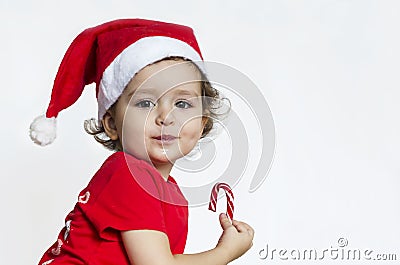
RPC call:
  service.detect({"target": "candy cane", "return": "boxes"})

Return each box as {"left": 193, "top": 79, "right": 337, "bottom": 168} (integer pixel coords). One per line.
{"left": 208, "top": 182, "right": 234, "bottom": 221}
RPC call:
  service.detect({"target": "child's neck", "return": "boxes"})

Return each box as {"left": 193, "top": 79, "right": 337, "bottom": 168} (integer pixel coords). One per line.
{"left": 153, "top": 162, "right": 174, "bottom": 181}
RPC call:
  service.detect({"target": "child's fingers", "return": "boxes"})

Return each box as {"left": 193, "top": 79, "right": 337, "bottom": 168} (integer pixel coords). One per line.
{"left": 219, "top": 213, "right": 233, "bottom": 230}
{"left": 232, "top": 221, "right": 246, "bottom": 233}
{"left": 245, "top": 224, "right": 255, "bottom": 236}
{"left": 232, "top": 220, "right": 254, "bottom": 235}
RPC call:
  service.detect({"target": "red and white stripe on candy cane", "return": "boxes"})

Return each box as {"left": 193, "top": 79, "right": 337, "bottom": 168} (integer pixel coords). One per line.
{"left": 208, "top": 182, "right": 234, "bottom": 221}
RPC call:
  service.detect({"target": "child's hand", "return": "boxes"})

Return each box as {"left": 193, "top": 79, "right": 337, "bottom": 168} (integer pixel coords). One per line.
{"left": 216, "top": 213, "right": 254, "bottom": 263}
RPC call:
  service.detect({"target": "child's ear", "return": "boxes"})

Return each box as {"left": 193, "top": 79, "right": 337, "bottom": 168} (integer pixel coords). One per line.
{"left": 102, "top": 112, "right": 119, "bottom": 140}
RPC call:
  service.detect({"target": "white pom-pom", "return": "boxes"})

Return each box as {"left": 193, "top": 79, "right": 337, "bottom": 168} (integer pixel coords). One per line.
{"left": 29, "top": 115, "right": 57, "bottom": 146}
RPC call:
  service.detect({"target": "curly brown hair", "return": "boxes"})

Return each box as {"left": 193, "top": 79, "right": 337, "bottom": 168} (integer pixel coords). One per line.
{"left": 84, "top": 57, "right": 229, "bottom": 151}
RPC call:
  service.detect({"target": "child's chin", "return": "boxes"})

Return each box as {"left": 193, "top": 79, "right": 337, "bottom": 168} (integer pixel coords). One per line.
{"left": 149, "top": 152, "right": 179, "bottom": 165}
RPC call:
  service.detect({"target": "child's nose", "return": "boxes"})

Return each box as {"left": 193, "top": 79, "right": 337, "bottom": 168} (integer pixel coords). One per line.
{"left": 155, "top": 102, "right": 174, "bottom": 126}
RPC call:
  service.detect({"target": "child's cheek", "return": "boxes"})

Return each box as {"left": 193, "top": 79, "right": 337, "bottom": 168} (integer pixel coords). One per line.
{"left": 180, "top": 117, "right": 204, "bottom": 140}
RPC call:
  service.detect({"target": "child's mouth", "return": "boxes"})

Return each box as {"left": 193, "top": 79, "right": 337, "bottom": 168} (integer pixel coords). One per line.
{"left": 152, "top": 135, "right": 177, "bottom": 143}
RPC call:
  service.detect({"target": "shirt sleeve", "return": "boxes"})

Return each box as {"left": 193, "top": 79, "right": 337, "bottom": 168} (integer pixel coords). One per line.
{"left": 82, "top": 159, "right": 167, "bottom": 241}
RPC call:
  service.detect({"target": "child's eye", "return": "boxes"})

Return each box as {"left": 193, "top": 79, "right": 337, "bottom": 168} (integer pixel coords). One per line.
{"left": 135, "top": 100, "right": 156, "bottom": 108}
{"left": 175, "top": 100, "right": 192, "bottom": 109}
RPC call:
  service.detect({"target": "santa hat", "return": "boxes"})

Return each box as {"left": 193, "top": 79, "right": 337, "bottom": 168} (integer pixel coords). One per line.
{"left": 30, "top": 18, "right": 204, "bottom": 146}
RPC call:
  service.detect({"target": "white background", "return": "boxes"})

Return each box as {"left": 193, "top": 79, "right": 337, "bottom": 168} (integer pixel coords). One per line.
{"left": 1, "top": 0, "right": 399, "bottom": 264}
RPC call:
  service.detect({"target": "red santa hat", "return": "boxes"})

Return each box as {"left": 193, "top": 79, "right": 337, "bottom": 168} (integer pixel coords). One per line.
{"left": 30, "top": 18, "right": 204, "bottom": 146}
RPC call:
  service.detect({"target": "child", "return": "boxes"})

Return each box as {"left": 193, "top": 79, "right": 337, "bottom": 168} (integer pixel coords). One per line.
{"left": 30, "top": 18, "right": 254, "bottom": 265}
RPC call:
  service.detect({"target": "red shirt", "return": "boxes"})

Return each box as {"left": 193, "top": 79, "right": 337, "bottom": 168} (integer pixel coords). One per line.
{"left": 38, "top": 152, "right": 188, "bottom": 265}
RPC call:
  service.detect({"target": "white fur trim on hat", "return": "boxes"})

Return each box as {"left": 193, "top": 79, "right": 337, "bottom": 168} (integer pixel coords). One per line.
{"left": 97, "top": 36, "right": 204, "bottom": 120}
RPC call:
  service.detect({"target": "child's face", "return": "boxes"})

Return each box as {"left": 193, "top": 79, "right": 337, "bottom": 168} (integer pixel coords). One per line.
{"left": 110, "top": 59, "right": 206, "bottom": 166}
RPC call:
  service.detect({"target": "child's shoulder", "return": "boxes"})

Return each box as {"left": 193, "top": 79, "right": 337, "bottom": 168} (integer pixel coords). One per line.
{"left": 80, "top": 151, "right": 185, "bottom": 207}
{"left": 92, "top": 151, "right": 164, "bottom": 188}
{"left": 102, "top": 151, "right": 137, "bottom": 168}
{"left": 101, "top": 151, "right": 156, "bottom": 174}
